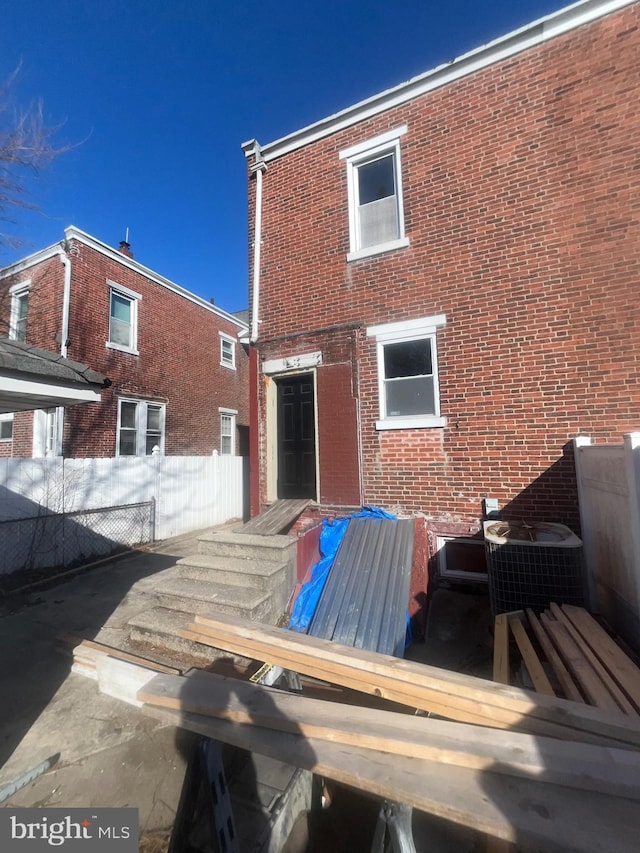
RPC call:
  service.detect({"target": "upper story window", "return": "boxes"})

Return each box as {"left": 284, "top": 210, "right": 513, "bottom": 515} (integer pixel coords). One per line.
{"left": 9, "top": 282, "right": 30, "bottom": 342}
{"left": 367, "top": 314, "right": 447, "bottom": 430}
{"left": 107, "top": 281, "right": 141, "bottom": 355}
{"left": 220, "top": 333, "right": 236, "bottom": 370}
{"left": 219, "top": 408, "right": 237, "bottom": 455}
{"left": 340, "top": 126, "right": 409, "bottom": 262}
{"left": 117, "top": 398, "right": 165, "bottom": 456}
{"left": 0, "top": 413, "right": 13, "bottom": 441}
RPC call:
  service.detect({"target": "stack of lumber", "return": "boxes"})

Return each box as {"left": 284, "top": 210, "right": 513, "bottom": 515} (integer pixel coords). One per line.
{"left": 71, "top": 611, "right": 640, "bottom": 851}
{"left": 493, "top": 604, "right": 640, "bottom": 715}
{"left": 64, "top": 636, "right": 182, "bottom": 682}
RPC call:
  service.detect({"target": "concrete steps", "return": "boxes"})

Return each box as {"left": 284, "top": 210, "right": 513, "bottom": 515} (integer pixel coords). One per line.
{"left": 128, "top": 528, "right": 298, "bottom": 661}
{"left": 155, "top": 577, "right": 273, "bottom": 621}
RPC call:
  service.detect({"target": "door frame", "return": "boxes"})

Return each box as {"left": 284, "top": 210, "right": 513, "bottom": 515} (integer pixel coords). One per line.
{"left": 266, "top": 368, "right": 319, "bottom": 503}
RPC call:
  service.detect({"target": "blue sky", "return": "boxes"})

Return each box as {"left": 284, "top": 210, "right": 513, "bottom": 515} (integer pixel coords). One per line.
{"left": 1, "top": 0, "right": 564, "bottom": 313}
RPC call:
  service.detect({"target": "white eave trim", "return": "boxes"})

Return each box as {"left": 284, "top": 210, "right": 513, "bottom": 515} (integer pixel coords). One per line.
{"left": 63, "top": 227, "right": 247, "bottom": 330}
{"left": 0, "top": 375, "right": 102, "bottom": 406}
{"left": 245, "top": 0, "right": 635, "bottom": 163}
{"left": 0, "top": 227, "right": 248, "bottom": 334}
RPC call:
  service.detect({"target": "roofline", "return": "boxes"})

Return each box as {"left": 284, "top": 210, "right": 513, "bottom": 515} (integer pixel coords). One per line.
{"left": 242, "top": 0, "right": 635, "bottom": 163}
{"left": 0, "top": 226, "right": 248, "bottom": 332}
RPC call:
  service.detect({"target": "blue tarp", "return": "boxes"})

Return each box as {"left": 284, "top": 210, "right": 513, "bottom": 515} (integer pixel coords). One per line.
{"left": 289, "top": 505, "right": 396, "bottom": 633}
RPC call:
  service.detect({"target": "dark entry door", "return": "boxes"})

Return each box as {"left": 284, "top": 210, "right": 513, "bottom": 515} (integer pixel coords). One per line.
{"left": 277, "top": 374, "right": 316, "bottom": 499}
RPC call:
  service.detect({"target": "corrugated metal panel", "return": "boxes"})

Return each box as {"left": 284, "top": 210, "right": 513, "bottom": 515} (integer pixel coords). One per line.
{"left": 309, "top": 517, "right": 415, "bottom": 657}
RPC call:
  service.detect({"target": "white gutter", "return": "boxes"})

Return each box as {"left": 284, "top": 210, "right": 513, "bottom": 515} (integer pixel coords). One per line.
{"left": 244, "top": 141, "right": 267, "bottom": 344}
{"left": 247, "top": 0, "right": 636, "bottom": 164}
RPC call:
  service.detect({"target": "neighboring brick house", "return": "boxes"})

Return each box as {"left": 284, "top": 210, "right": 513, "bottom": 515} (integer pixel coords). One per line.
{"left": 0, "top": 227, "right": 249, "bottom": 458}
{"left": 242, "top": 0, "right": 640, "bottom": 575}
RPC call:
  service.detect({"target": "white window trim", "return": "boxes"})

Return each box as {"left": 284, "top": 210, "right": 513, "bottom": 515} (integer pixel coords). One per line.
{"left": 219, "top": 407, "right": 237, "bottom": 455}
{"left": 9, "top": 281, "right": 30, "bottom": 341}
{"left": 367, "top": 314, "right": 447, "bottom": 430}
{"left": 116, "top": 398, "right": 165, "bottom": 456}
{"left": 340, "top": 126, "right": 409, "bottom": 262}
{"left": 106, "top": 280, "right": 141, "bottom": 355}
{"left": 219, "top": 332, "right": 236, "bottom": 370}
{"left": 0, "top": 412, "right": 13, "bottom": 442}
{"left": 32, "top": 408, "right": 63, "bottom": 457}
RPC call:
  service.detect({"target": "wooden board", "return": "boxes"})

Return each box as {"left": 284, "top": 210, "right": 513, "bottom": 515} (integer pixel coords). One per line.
{"left": 236, "top": 499, "right": 311, "bottom": 535}
{"left": 525, "top": 609, "right": 583, "bottom": 703}
{"left": 136, "top": 666, "right": 640, "bottom": 801}
{"left": 541, "top": 614, "right": 621, "bottom": 713}
{"left": 181, "top": 611, "right": 640, "bottom": 748}
{"left": 65, "top": 636, "right": 182, "bottom": 675}
{"left": 549, "top": 604, "right": 638, "bottom": 716}
{"left": 141, "top": 703, "right": 640, "bottom": 853}
{"left": 493, "top": 614, "right": 510, "bottom": 684}
{"left": 561, "top": 605, "right": 640, "bottom": 713}
{"left": 508, "top": 613, "right": 555, "bottom": 696}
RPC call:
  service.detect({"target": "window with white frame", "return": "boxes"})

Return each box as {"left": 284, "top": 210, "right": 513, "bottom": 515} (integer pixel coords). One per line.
{"left": 367, "top": 315, "right": 447, "bottom": 430}
{"left": 9, "top": 282, "right": 30, "bottom": 341}
{"left": 220, "top": 333, "right": 236, "bottom": 370}
{"left": 0, "top": 413, "right": 13, "bottom": 441}
{"left": 107, "top": 282, "right": 141, "bottom": 354}
{"left": 117, "top": 399, "right": 165, "bottom": 456}
{"left": 219, "top": 408, "right": 236, "bottom": 455}
{"left": 340, "top": 126, "right": 409, "bottom": 261}
{"left": 32, "top": 408, "right": 62, "bottom": 457}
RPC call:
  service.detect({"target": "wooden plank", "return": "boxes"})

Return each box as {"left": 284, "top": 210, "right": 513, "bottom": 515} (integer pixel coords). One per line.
{"left": 526, "top": 609, "right": 584, "bottom": 703}
{"left": 493, "top": 614, "right": 510, "bottom": 685}
{"left": 508, "top": 613, "right": 555, "bottom": 696}
{"left": 562, "top": 605, "right": 640, "bottom": 713}
{"left": 136, "top": 667, "right": 640, "bottom": 801}
{"left": 541, "top": 614, "right": 622, "bottom": 713}
{"left": 179, "top": 627, "right": 496, "bottom": 726}
{"left": 142, "top": 704, "right": 640, "bottom": 853}
{"left": 181, "top": 612, "right": 640, "bottom": 749}
{"left": 549, "top": 603, "right": 638, "bottom": 717}
{"left": 237, "top": 499, "right": 311, "bottom": 535}
{"left": 69, "top": 637, "right": 182, "bottom": 675}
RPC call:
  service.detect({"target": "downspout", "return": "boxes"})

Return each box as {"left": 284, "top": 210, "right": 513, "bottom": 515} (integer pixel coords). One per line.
{"left": 57, "top": 242, "right": 72, "bottom": 457}
{"left": 242, "top": 139, "right": 267, "bottom": 516}
{"left": 245, "top": 140, "right": 267, "bottom": 344}
{"left": 59, "top": 242, "right": 71, "bottom": 358}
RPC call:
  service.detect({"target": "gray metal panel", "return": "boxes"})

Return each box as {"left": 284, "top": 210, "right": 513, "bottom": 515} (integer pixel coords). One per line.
{"left": 309, "top": 517, "right": 414, "bottom": 657}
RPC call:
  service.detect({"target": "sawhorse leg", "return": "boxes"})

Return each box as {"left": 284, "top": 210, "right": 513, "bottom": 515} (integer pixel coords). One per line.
{"left": 371, "top": 801, "right": 417, "bottom": 853}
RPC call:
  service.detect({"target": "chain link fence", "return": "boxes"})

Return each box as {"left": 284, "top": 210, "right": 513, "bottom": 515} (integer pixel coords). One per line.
{"left": 0, "top": 500, "right": 154, "bottom": 592}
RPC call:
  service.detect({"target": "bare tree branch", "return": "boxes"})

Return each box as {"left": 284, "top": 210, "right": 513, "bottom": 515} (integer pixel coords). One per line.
{"left": 0, "top": 64, "right": 70, "bottom": 248}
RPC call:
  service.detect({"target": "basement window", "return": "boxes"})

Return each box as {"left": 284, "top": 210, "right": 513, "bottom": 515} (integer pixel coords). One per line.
{"left": 436, "top": 535, "right": 488, "bottom": 583}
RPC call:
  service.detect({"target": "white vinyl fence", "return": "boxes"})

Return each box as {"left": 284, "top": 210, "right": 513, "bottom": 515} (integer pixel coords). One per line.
{"left": 0, "top": 453, "right": 246, "bottom": 578}
{"left": 574, "top": 433, "right": 640, "bottom": 650}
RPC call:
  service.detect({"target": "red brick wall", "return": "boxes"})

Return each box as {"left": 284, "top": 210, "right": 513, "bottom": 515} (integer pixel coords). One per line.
{"left": 0, "top": 240, "right": 249, "bottom": 458}
{"left": 249, "top": 6, "right": 640, "bottom": 531}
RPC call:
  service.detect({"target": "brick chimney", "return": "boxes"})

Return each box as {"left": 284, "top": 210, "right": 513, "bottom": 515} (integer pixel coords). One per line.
{"left": 118, "top": 240, "right": 133, "bottom": 258}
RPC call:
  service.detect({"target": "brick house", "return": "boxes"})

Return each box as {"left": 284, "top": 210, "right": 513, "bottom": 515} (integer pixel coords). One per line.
{"left": 0, "top": 226, "right": 249, "bottom": 459}
{"left": 242, "top": 0, "right": 640, "bottom": 578}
